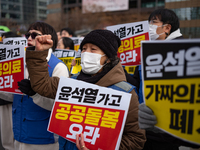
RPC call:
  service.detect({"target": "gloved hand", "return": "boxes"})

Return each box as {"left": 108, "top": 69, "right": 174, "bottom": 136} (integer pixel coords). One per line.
{"left": 138, "top": 103, "right": 158, "bottom": 130}
{"left": 18, "top": 79, "right": 36, "bottom": 96}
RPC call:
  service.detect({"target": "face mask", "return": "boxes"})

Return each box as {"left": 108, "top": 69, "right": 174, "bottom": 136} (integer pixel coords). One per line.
{"left": 149, "top": 24, "right": 166, "bottom": 40}
{"left": 81, "top": 52, "right": 105, "bottom": 74}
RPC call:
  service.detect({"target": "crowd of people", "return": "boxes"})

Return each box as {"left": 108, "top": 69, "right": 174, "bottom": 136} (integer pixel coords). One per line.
{"left": 0, "top": 8, "right": 199, "bottom": 150}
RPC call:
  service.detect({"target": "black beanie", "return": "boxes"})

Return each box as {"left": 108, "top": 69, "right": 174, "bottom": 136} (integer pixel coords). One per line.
{"left": 80, "top": 29, "right": 121, "bottom": 58}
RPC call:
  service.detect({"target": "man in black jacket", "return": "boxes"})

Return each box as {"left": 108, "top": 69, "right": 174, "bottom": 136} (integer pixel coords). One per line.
{"left": 135, "top": 8, "right": 200, "bottom": 150}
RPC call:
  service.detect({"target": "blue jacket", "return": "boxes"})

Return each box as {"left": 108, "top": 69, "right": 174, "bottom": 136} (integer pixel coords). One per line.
{"left": 58, "top": 78, "right": 135, "bottom": 150}
{"left": 138, "top": 65, "right": 144, "bottom": 104}
{"left": 12, "top": 54, "right": 62, "bottom": 144}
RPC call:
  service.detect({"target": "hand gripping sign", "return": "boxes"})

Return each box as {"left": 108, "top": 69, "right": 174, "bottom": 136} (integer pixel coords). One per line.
{"left": 48, "top": 77, "right": 132, "bottom": 150}
{"left": 141, "top": 39, "right": 200, "bottom": 145}
{"left": 0, "top": 45, "right": 25, "bottom": 94}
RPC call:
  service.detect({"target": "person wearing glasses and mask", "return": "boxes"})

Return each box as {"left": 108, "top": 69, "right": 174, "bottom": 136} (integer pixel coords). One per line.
{"left": 148, "top": 9, "right": 183, "bottom": 41}
{"left": 25, "top": 29, "right": 146, "bottom": 150}
{"left": 0, "top": 22, "right": 69, "bottom": 150}
{"left": 132, "top": 9, "right": 200, "bottom": 150}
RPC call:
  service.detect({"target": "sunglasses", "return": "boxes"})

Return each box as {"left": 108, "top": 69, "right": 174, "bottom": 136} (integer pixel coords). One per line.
{"left": 25, "top": 32, "right": 41, "bottom": 39}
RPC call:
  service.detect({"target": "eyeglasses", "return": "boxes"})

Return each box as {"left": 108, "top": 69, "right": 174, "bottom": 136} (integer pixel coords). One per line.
{"left": 149, "top": 20, "right": 162, "bottom": 25}
{"left": 25, "top": 32, "right": 41, "bottom": 39}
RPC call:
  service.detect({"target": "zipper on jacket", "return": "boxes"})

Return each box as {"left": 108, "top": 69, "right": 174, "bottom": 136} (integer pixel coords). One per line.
{"left": 21, "top": 95, "right": 24, "bottom": 102}
{"left": 19, "top": 95, "right": 24, "bottom": 140}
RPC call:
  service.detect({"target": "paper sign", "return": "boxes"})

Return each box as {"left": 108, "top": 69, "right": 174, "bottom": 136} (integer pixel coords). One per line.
{"left": 0, "top": 45, "right": 25, "bottom": 94}
{"left": 53, "top": 49, "right": 76, "bottom": 72}
{"left": 48, "top": 77, "right": 132, "bottom": 150}
{"left": 3, "top": 37, "right": 27, "bottom": 47}
{"left": 106, "top": 20, "right": 150, "bottom": 66}
{"left": 141, "top": 39, "right": 200, "bottom": 145}
{"left": 71, "top": 37, "right": 84, "bottom": 51}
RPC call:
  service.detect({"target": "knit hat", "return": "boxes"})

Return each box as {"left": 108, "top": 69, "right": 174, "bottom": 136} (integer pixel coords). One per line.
{"left": 80, "top": 29, "right": 121, "bottom": 58}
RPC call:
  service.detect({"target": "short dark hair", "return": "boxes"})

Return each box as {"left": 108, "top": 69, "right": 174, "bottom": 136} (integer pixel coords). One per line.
{"left": 27, "top": 22, "right": 58, "bottom": 51}
{"left": 60, "top": 27, "right": 74, "bottom": 36}
{"left": 148, "top": 8, "right": 180, "bottom": 34}
{"left": 62, "top": 37, "right": 74, "bottom": 50}
{"left": 2, "top": 32, "right": 20, "bottom": 38}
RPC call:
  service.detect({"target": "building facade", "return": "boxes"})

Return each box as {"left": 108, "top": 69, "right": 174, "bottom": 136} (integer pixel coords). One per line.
{"left": 46, "top": 0, "right": 62, "bottom": 32}
{"left": 58, "top": 0, "right": 165, "bottom": 35}
{"left": 0, "top": 0, "right": 47, "bottom": 32}
{"left": 165, "top": 0, "right": 200, "bottom": 38}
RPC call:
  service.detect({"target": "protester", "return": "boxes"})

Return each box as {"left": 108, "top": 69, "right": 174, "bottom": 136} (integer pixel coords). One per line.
{"left": 0, "top": 22, "right": 69, "bottom": 150}
{"left": 0, "top": 31, "right": 20, "bottom": 150}
{"left": 1, "top": 31, "right": 20, "bottom": 40}
{"left": 25, "top": 29, "right": 146, "bottom": 150}
{"left": 57, "top": 31, "right": 62, "bottom": 42}
{"left": 60, "top": 27, "right": 74, "bottom": 37}
{"left": 133, "top": 8, "right": 200, "bottom": 150}
{"left": 57, "top": 37, "right": 74, "bottom": 50}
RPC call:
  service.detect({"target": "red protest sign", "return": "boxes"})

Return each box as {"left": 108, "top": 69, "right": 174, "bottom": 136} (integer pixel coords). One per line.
{"left": 106, "top": 21, "right": 150, "bottom": 66}
{"left": 48, "top": 102, "right": 125, "bottom": 149}
{"left": 48, "top": 77, "right": 132, "bottom": 150}
{"left": 118, "top": 33, "right": 149, "bottom": 66}
{"left": 0, "top": 45, "right": 25, "bottom": 94}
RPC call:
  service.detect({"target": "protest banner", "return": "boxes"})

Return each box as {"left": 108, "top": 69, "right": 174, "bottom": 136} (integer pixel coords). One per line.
{"left": 0, "top": 31, "right": 6, "bottom": 42}
{"left": 70, "top": 37, "right": 83, "bottom": 74}
{"left": 106, "top": 20, "right": 150, "bottom": 67}
{"left": 53, "top": 49, "right": 76, "bottom": 72}
{"left": 70, "top": 49, "right": 82, "bottom": 75}
{"left": 71, "top": 37, "right": 84, "bottom": 51}
{"left": 48, "top": 77, "right": 132, "bottom": 150}
{"left": 141, "top": 39, "right": 200, "bottom": 145}
{"left": 106, "top": 21, "right": 150, "bottom": 75}
{"left": 3, "top": 37, "right": 28, "bottom": 47}
{"left": 0, "top": 45, "right": 25, "bottom": 94}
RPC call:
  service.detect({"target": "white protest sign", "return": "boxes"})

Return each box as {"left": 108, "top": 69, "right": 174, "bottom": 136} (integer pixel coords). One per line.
{"left": 48, "top": 77, "right": 132, "bottom": 150}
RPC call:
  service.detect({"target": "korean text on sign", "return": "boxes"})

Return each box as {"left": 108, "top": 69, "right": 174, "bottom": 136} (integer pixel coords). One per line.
{"left": 106, "top": 21, "right": 150, "bottom": 66}
{"left": 53, "top": 49, "right": 75, "bottom": 71}
{"left": 0, "top": 45, "right": 25, "bottom": 94}
{"left": 48, "top": 77, "right": 132, "bottom": 150}
{"left": 141, "top": 40, "right": 200, "bottom": 145}
{"left": 3, "top": 37, "right": 27, "bottom": 47}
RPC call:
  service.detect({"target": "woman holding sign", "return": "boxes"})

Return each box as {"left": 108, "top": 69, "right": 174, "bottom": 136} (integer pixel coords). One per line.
{"left": 25, "top": 29, "right": 146, "bottom": 150}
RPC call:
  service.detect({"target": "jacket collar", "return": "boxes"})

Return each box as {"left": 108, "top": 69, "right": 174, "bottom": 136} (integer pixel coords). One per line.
{"left": 166, "top": 29, "right": 182, "bottom": 40}
{"left": 46, "top": 48, "right": 52, "bottom": 62}
{"left": 26, "top": 46, "right": 52, "bottom": 63}
{"left": 96, "top": 62, "right": 126, "bottom": 87}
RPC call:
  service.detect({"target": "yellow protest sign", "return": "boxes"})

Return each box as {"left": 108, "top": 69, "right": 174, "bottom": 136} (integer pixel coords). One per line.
{"left": 124, "top": 66, "right": 137, "bottom": 75}
{"left": 71, "top": 57, "right": 82, "bottom": 74}
{"left": 53, "top": 49, "right": 76, "bottom": 72}
{"left": 141, "top": 40, "right": 200, "bottom": 145}
{"left": 59, "top": 57, "right": 74, "bottom": 71}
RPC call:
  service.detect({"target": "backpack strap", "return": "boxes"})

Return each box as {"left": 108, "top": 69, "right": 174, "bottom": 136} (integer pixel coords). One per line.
{"left": 71, "top": 74, "right": 135, "bottom": 93}
{"left": 112, "top": 81, "right": 135, "bottom": 93}
{"left": 70, "top": 72, "right": 80, "bottom": 79}
{"left": 114, "top": 81, "right": 133, "bottom": 92}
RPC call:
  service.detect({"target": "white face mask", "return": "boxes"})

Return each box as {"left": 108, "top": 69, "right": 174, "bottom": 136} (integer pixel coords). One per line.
{"left": 149, "top": 24, "right": 166, "bottom": 40}
{"left": 81, "top": 52, "right": 105, "bottom": 74}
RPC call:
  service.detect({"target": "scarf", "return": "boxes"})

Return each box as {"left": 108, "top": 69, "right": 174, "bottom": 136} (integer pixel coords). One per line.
{"left": 76, "top": 67, "right": 111, "bottom": 84}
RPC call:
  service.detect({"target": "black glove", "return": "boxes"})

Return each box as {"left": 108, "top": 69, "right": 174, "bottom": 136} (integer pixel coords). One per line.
{"left": 18, "top": 79, "right": 36, "bottom": 96}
